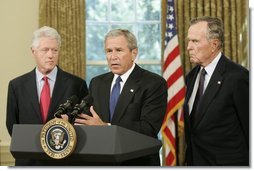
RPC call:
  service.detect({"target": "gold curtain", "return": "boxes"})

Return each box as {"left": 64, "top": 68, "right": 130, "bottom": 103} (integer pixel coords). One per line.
{"left": 162, "top": 0, "right": 248, "bottom": 75}
{"left": 39, "top": 0, "right": 85, "bottom": 78}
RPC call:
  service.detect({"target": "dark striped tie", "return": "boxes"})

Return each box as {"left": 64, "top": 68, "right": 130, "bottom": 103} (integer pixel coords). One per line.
{"left": 190, "top": 68, "right": 206, "bottom": 126}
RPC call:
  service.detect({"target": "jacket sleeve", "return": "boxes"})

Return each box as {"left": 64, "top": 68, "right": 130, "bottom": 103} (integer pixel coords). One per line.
{"left": 6, "top": 81, "right": 18, "bottom": 136}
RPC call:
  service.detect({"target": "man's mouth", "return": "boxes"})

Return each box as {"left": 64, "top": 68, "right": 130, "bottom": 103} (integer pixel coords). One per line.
{"left": 111, "top": 63, "right": 119, "bottom": 67}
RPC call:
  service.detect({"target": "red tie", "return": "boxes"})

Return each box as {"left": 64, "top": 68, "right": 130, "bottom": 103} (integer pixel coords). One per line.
{"left": 40, "top": 76, "right": 51, "bottom": 123}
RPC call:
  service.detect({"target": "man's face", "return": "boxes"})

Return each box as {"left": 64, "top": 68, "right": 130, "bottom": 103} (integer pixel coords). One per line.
{"left": 31, "top": 37, "right": 59, "bottom": 75}
{"left": 187, "top": 22, "right": 215, "bottom": 67}
{"left": 105, "top": 35, "right": 137, "bottom": 75}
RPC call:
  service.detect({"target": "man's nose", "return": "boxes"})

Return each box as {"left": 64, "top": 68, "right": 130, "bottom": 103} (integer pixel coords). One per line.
{"left": 110, "top": 50, "right": 118, "bottom": 59}
{"left": 187, "top": 41, "right": 192, "bottom": 51}
{"left": 46, "top": 49, "right": 55, "bottom": 57}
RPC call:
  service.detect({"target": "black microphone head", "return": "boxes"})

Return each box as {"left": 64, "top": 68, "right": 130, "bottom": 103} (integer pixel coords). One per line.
{"left": 78, "top": 95, "right": 93, "bottom": 117}
{"left": 77, "top": 95, "right": 93, "bottom": 111}
{"left": 83, "top": 95, "right": 93, "bottom": 106}
{"left": 67, "top": 95, "right": 79, "bottom": 105}
{"left": 54, "top": 95, "right": 79, "bottom": 118}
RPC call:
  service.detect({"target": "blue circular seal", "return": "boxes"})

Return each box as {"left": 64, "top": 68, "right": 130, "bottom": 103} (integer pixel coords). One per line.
{"left": 40, "top": 118, "right": 77, "bottom": 159}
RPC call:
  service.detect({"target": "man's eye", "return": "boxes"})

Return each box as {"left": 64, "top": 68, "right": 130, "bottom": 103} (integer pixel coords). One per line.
{"left": 40, "top": 48, "right": 49, "bottom": 52}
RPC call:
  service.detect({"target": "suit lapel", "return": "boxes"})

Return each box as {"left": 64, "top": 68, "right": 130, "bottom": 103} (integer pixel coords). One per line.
{"left": 194, "top": 56, "right": 226, "bottom": 127}
{"left": 99, "top": 74, "right": 113, "bottom": 122}
{"left": 25, "top": 69, "right": 42, "bottom": 121}
{"left": 112, "top": 65, "right": 141, "bottom": 123}
{"left": 185, "top": 66, "right": 200, "bottom": 127}
{"left": 47, "top": 68, "right": 68, "bottom": 119}
{"left": 186, "top": 66, "right": 200, "bottom": 107}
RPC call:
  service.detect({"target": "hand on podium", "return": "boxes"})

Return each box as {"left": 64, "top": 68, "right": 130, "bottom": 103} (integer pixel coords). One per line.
{"left": 74, "top": 106, "right": 108, "bottom": 126}
{"left": 60, "top": 114, "right": 69, "bottom": 122}
{"left": 58, "top": 106, "right": 108, "bottom": 126}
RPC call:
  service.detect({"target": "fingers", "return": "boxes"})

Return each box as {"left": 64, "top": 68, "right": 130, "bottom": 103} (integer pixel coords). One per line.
{"left": 90, "top": 106, "right": 98, "bottom": 117}
{"left": 78, "top": 113, "right": 92, "bottom": 120}
{"left": 75, "top": 116, "right": 96, "bottom": 125}
{"left": 74, "top": 113, "right": 94, "bottom": 125}
{"left": 75, "top": 118, "right": 89, "bottom": 125}
{"left": 73, "top": 106, "right": 107, "bottom": 126}
{"left": 61, "top": 114, "right": 69, "bottom": 121}
{"left": 74, "top": 114, "right": 106, "bottom": 126}
{"left": 74, "top": 123, "right": 83, "bottom": 125}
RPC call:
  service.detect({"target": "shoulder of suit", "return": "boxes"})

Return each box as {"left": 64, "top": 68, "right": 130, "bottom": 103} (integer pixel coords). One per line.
{"left": 9, "top": 69, "right": 35, "bottom": 84}
{"left": 223, "top": 56, "right": 249, "bottom": 73}
{"left": 143, "top": 69, "right": 164, "bottom": 80}
{"left": 58, "top": 68, "right": 85, "bottom": 82}
{"left": 91, "top": 72, "right": 112, "bottom": 82}
{"left": 133, "top": 66, "right": 166, "bottom": 85}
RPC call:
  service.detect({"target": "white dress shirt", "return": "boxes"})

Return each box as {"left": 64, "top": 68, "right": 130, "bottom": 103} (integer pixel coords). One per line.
{"left": 111, "top": 63, "right": 136, "bottom": 93}
{"left": 36, "top": 66, "right": 57, "bottom": 101}
{"left": 188, "top": 52, "right": 222, "bottom": 114}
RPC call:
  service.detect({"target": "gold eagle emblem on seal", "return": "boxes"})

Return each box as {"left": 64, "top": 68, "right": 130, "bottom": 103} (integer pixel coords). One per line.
{"left": 40, "top": 118, "right": 77, "bottom": 159}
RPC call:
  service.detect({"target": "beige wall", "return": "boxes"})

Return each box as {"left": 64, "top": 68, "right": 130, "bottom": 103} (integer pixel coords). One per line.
{"left": 0, "top": 0, "right": 38, "bottom": 146}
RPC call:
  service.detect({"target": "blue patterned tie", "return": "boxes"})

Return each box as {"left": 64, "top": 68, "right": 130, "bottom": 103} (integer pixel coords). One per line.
{"left": 110, "top": 76, "right": 122, "bottom": 121}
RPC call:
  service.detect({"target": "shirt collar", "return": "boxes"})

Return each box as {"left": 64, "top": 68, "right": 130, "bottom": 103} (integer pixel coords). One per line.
{"left": 36, "top": 66, "right": 58, "bottom": 82}
{"left": 203, "top": 52, "right": 221, "bottom": 77}
{"left": 112, "top": 63, "right": 135, "bottom": 84}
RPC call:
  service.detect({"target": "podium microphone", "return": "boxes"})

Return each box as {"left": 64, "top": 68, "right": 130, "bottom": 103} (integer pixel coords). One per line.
{"left": 54, "top": 95, "right": 79, "bottom": 118}
{"left": 70, "top": 95, "right": 93, "bottom": 121}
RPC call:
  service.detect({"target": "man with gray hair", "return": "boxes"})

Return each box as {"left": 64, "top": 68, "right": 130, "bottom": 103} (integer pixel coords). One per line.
{"left": 184, "top": 16, "right": 249, "bottom": 166}
{"left": 6, "top": 26, "right": 88, "bottom": 166}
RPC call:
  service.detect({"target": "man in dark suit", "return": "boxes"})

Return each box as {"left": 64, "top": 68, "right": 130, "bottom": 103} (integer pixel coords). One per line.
{"left": 184, "top": 16, "right": 249, "bottom": 166}
{"left": 74, "top": 29, "right": 167, "bottom": 166}
{"left": 6, "top": 26, "right": 88, "bottom": 165}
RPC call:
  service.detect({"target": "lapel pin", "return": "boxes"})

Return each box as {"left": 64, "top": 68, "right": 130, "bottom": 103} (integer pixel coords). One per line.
{"left": 217, "top": 81, "right": 221, "bottom": 84}
{"left": 130, "top": 89, "right": 134, "bottom": 93}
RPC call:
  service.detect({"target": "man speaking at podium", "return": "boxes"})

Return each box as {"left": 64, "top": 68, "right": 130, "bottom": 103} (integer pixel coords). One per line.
{"left": 74, "top": 29, "right": 168, "bottom": 166}
{"left": 6, "top": 26, "right": 88, "bottom": 166}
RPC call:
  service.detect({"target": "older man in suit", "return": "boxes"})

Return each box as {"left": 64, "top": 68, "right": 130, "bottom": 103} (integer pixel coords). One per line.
{"left": 74, "top": 29, "right": 167, "bottom": 166}
{"left": 6, "top": 26, "right": 88, "bottom": 166}
{"left": 184, "top": 16, "right": 249, "bottom": 166}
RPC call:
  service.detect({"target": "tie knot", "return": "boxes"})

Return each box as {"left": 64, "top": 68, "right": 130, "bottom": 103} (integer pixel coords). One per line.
{"left": 43, "top": 76, "right": 48, "bottom": 81}
{"left": 115, "top": 76, "right": 122, "bottom": 84}
{"left": 201, "top": 68, "right": 206, "bottom": 76}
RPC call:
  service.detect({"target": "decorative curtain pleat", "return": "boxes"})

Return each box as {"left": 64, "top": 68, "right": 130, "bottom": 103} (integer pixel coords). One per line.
{"left": 39, "top": 0, "right": 85, "bottom": 79}
{"left": 162, "top": 0, "right": 248, "bottom": 75}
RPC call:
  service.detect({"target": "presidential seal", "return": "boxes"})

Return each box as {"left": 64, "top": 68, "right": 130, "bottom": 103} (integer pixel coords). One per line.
{"left": 40, "top": 118, "right": 77, "bottom": 159}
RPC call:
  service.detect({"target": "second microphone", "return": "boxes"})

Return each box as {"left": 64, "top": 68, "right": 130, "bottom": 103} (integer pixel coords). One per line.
{"left": 69, "top": 95, "right": 94, "bottom": 124}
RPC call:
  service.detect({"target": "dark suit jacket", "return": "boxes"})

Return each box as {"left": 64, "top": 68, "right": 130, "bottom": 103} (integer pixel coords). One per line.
{"left": 184, "top": 54, "right": 249, "bottom": 166}
{"left": 89, "top": 65, "right": 167, "bottom": 166}
{"left": 6, "top": 67, "right": 88, "bottom": 166}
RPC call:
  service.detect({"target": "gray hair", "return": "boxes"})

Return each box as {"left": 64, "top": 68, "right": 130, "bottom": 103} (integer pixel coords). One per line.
{"left": 190, "top": 16, "right": 224, "bottom": 49}
{"left": 104, "top": 29, "right": 138, "bottom": 51}
{"left": 31, "top": 26, "right": 61, "bottom": 48}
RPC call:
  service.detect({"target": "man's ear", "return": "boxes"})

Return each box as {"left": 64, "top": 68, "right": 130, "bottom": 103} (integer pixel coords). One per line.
{"left": 31, "top": 47, "right": 35, "bottom": 56}
{"left": 211, "top": 39, "right": 220, "bottom": 52}
{"left": 131, "top": 48, "right": 138, "bottom": 61}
